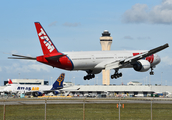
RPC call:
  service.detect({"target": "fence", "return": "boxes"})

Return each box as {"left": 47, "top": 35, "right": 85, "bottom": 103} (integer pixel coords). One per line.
{"left": 1, "top": 98, "right": 172, "bottom": 120}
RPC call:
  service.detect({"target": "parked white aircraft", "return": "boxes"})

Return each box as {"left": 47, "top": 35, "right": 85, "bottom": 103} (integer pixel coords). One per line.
{"left": 166, "top": 91, "right": 172, "bottom": 97}
{"left": 3, "top": 73, "right": 69, "bottom": 97}
{"left": 9, "top": 22, "right": 169, "bottom": 80}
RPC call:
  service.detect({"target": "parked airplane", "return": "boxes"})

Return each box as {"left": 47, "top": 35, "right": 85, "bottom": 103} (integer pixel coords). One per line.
{"left": 0, "top": 79, "right": 13, "bottom": 95}
{"left": 9, "top": 22, "right": 169, "bottom": 80}
{"left": 165, "top": 91, "right": 172, "bottom": 98}
{"left": 3, "top": 73, "right": 66, "bottom": 97}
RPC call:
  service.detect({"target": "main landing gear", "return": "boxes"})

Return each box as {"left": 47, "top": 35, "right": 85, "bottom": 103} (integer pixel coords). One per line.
{"left": 150, "top": 67, "right": 154, "bottom": 75}
{"left": 84, "top": 70, "right": 95, "bottom": 80}
{"left": 111, "top": 69, "right": 122, "bottom": 79}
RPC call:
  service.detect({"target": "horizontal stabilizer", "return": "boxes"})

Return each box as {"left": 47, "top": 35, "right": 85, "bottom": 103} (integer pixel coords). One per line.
{"left": 8, "top": 54, "right": 36, "bottom": 60}
{"left": 45, "top": 54, "right": 66, "bottom": 61}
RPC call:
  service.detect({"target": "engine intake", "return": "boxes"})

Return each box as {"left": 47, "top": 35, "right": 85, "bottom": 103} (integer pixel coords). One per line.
{"left": 53, "top": 91, "right": 59, "bottom": 95}
{"left": 33, "top": 92, "right": 42, "bottom": 97}
{"left": 133, "top": 60, "right": 150, "bottom": 72}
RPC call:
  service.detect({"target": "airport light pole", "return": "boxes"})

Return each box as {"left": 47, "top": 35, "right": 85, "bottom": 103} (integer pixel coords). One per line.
{"left": 73, "top": 77, "right": 75, "bottom": 85}
{"left": 166, "top": 80, "right": 167, "bottom": 86}
{"left": 18, "top": 73, "right": 20, "bottom": 79}
{"left": 96, "top": 76, "right": 98, "bottom": 85}
{"left": 161, "top": 72, "right": 163, "bottom": 86}
{"left": 51, "top": 77, "right": 52, "bottom": 85}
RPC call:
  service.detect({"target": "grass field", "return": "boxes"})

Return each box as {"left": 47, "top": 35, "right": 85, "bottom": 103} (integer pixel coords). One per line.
{"left": 0, "top": 102, "right": 172, "bottom": 120}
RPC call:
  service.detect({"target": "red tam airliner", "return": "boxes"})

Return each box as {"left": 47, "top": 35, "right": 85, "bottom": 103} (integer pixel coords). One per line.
{"left": 9, "top": 22, "right": 169, "bottom": 80}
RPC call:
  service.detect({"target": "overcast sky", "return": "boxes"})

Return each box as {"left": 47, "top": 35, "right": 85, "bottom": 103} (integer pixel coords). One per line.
{"left": 0, "top": 0, "right": 172, "bottom": 86}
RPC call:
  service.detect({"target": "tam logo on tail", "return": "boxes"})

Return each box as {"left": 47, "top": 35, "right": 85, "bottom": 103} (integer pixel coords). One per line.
{"left": 38, "top": 28, "right": 55, "bottom": 53}
{"left": 35, "top": 22, "right": 59, "bottom": 55}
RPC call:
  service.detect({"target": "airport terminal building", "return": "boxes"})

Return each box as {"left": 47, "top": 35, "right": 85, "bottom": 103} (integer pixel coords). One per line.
{"left": 64, "top": 84, "right": 172, "bottom": 97}
{"left": 1, "top": 79, "right": 172, "bottom": 97}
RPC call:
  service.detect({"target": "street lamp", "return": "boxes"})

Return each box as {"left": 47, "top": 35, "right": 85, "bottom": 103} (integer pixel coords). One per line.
{"left": 161, "top": 72, "right": 163, "bottom": 86}
{"left": 73, "top": 77, "right": 75, "bottom": 85}
{"left": 51, "top": 77, "right": 52, "bottom": 85}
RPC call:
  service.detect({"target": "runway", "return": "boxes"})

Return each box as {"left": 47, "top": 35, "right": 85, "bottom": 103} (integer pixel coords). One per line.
{"left": 0, "top": 98, "right": 172, "bottom": 105}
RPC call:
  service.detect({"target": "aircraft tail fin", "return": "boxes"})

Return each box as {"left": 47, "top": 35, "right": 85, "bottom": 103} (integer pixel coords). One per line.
{"left": 51, "top": 73, "right": 65, "bottom": 90}
{"left": 8, "top": 79, "right": 13, "bottom": 84}
{"left": 34, "top": 22, "right": 59, "bottom": 55}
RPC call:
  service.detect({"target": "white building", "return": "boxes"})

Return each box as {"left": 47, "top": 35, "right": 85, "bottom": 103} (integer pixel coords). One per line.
{"left": 66, "top": 85, "right": 172, "bottom": 97}
{"left": 5, "top": 79, "right": 47, "bottom": 85}
{"left": 127, "top": 81, "right": 142, "bottom": 86}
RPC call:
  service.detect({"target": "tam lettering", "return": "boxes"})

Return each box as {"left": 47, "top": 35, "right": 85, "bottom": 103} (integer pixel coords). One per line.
{"left": 39, "top": 28, "right": 55, "bottom": 53}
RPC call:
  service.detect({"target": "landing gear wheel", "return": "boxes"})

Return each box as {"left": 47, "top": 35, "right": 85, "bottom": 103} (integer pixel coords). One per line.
{"left": 83, "top": 71, "right": 95, "bottom": 80}
{"left": 150, "top": 67, "right": 154, "bottom": 75}
{"left": 150, "top": 71, "right": 154, "bottom": 75}
{"left": 111, "top": 75, "right": 114, "bottom": 79}
{"left": 111, "top": 69, "right": 122, "bottom": 79}
{"left": 119, "top": 73, "right": 122, "bottom": 77}
{"left": 91, "top": 74, "right": 95, "bottom": 78}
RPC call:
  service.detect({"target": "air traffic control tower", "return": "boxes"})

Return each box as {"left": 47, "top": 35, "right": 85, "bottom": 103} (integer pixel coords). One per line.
{"left": 100, "top": 30, "right": 112, "bottom": 85}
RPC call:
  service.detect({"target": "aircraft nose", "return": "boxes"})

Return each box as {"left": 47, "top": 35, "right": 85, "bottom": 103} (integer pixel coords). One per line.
{"left": 153, "top": 54, "right": 161, "bottom": 65}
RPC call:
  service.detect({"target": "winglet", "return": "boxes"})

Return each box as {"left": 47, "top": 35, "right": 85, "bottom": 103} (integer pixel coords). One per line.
{"left": 51, "top": 73, "right": 65, "bottom": 90}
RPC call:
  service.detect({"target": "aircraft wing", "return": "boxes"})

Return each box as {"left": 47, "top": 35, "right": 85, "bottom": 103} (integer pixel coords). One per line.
{"left": 105, "top": 43, "right": 169, "bottom": 70}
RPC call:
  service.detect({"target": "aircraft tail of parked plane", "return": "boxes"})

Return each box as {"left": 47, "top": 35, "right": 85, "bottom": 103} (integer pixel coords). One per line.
{"left": 51, "top": 73, "right": 65, "bottom": 90}
{"left": 8, "top": 79, "right": 13, "bottom": 84}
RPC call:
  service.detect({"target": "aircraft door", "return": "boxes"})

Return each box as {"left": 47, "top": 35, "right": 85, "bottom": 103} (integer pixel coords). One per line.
{"left": 92, "top": 55, "right": 95, "bottom": 62}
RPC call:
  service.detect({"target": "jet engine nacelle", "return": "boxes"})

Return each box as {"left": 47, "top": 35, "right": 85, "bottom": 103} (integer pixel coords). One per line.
{"left": 53, "top": 91, "right": 59, "bottom": 95}
{"left": 33, "top": 92, "right": 42, "bottom": 97}
{"left": 133, "top": 60, "right": 150, "bottom": 72}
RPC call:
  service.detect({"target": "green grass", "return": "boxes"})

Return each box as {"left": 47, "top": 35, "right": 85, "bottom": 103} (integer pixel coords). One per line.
{"left": 0, "top": 103, "right": 172, "bottom": 120}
